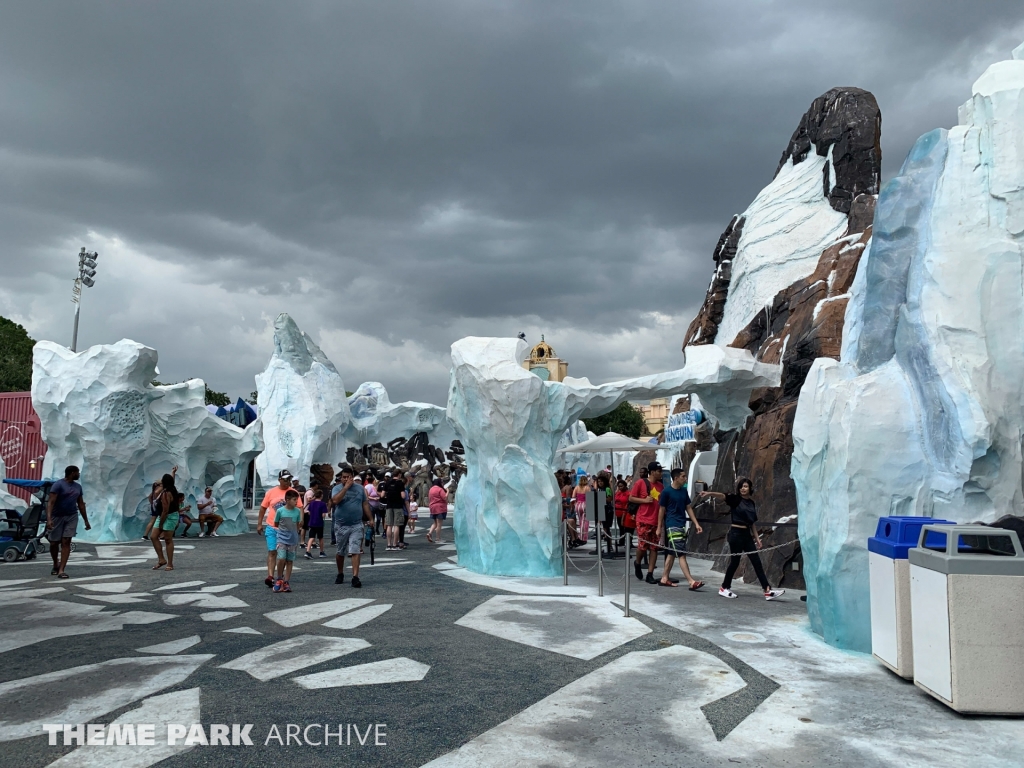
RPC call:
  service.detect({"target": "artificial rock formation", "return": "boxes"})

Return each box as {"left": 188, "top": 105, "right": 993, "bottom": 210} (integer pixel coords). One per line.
{"left": 448, "top": 337, "right": 779, "bottom": 577}
{"left": 32, "top": 340, "right": 263, "bottom": 541}
{"left": 344, "top": 381, "right": 455, "bottom": 449}
{"left": 683, "top": 87, "right": 882, "bottom": 590}
{"left": 793, "top": 44, "right": 1024, "bottom": 651}
{"left": 254, "top": 314, "right": 350, "bottom": 484}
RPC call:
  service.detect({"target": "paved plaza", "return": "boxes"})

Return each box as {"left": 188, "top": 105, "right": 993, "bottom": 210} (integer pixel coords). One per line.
{"left": 1, "top": 521, "right": 1021, "bottom": 768}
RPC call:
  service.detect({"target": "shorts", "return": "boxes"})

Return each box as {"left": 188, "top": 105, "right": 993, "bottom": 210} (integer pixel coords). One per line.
{"left": 665, "top": 526, "right": 688, "bottom": 558}
{"left": 636, "top": 521, "right": 659, "bottom": 554}
{"left": 48, "top": 515, "right": 78, "bottom": 542}
{"left": 276, "top": 543, "right": 297, "bottom": 562}
{"left": 334, "top": 523, "right": 364, "bottom": 556}
{"left": 307, "top": 525, "right": 324, "bottom": 539}
{"left": 302, "top": 512, "right": 310, "bottom": 529}
{"left": 265, "top": 526, "right": 279, "bottom": 551}
{"left": 160, "top": 513, "right": 179, "bottom": 532}
{"left": 430, "top": 511, "right": 447, "bottom": 520}
{"left": 385, "top": 507, "right": 405, "bottom": 527}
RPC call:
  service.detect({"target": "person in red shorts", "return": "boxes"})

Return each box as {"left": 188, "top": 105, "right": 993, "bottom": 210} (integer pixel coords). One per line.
{"left": 631, "top": 461, "right": 664, "bottom": 584}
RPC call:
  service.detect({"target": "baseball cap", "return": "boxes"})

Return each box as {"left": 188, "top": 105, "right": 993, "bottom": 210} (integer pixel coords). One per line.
{"left": 385, "top": 471, "right": 392, "bottom": 477}
{"left": 647, "top": 461, "right": 663, "bottom": 472}
{"left": 278, "top": 470, "right": 293, "bottom": 480}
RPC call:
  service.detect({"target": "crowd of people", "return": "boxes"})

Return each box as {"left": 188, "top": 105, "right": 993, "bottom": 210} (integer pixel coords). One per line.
{"left": 558, "top": 461, "right": 786, "bottom": 601}
{"left": 257, "top": 466, "right": 450, "bottom": 593}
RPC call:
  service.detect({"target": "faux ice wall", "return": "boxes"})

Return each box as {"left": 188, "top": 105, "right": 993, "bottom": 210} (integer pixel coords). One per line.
{"left": 345, "top": 381, "right": 455, "bottom": 448}
{"left": 254, "top": 314, "right": 350, "bottom": 483}
{"left": 32, "top": 340, "right": 263, "bottom": 541}
{"left": 793, "top": 45, "right": 1024, "bottom": 651}
{"left": 448, "top": 337, "right": 779, "bottom": 576}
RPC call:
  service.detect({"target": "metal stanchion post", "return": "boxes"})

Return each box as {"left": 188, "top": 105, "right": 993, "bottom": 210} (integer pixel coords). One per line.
{"left": 598, "top": 529, "right": 604, "bottom": 597}
{"left": 623, "top": 531, "right": 631, "bottom": 617}
{"left": 563, "top": 517, "right": 568, "bottom": 586}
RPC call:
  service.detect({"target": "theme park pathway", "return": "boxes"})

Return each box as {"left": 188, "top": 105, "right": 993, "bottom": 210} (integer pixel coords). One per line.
{"left": 0, "top": 525, "right": 1020, "bottom": 767}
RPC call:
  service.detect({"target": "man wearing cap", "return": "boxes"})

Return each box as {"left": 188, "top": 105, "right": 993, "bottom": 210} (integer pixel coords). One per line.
{"left": 257, "top": 470, "right": 304, "bottom": 588}
{"left": 383, "top": 471, "right": 405, "bottom": 551}
{"left": 631, "top": 461, "right": 664, "bottom": 584}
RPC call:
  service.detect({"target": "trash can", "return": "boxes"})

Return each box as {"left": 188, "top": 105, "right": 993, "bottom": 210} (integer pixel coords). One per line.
{"left": 868, "top": 516, "right": 955, "bottom": 679}
{"left": 909, "top": 524, "right": 1024, "bottom": 714}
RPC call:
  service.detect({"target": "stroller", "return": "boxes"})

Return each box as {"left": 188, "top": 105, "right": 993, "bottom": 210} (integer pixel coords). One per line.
{"left": 0, "top": 479, "right": 56, "bottom": 562}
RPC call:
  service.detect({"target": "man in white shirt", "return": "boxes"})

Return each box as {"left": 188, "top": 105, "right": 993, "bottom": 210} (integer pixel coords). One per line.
{"left": 196, "top": 487, "right": 223, "bottom": 537}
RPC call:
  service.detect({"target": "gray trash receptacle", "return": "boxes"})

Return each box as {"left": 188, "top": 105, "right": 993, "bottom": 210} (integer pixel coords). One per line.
{"left": 909, "top": 524, "right": 1024, "bottom": 714}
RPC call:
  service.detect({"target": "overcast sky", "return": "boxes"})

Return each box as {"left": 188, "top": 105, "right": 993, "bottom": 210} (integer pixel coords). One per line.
{"left": 1, "top": 2, "right": 1022, "bottom": 405}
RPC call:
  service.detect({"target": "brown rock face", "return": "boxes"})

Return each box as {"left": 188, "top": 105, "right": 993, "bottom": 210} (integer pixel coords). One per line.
{"left": 681, "top": 87, "right": 882, "bottom": 589}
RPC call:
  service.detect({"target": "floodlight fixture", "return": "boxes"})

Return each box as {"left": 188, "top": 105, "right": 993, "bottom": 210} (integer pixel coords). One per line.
{"left": 70, "top": 247, "right": 100, "bottom": 352}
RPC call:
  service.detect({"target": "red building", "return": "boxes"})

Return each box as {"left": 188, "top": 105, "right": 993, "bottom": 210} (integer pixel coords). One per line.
{"left": 0, "top": 392, "right": 46, "bottom": 502}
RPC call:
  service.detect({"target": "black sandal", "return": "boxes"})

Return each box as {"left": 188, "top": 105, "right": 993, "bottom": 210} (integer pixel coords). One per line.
{"left": 51, "top": 568, "right": 59, "bottom": 576}
{"left": 57, "top": 573, "right": 69, "bottom": 579}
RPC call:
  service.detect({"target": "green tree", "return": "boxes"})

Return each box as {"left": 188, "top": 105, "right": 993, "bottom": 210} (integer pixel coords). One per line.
{"left": 582, "top": 401, "right": 646, "bottom": 439}
{"left": 0, "top": 316, "right": 36, "bottom": 392}
{"left": 205, "top": 386, "right": 230, "bottom": 408}
{"left": 248, "top": 390, "right": 258, "bottom": 405}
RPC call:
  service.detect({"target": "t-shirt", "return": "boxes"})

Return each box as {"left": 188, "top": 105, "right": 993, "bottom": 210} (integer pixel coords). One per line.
{"left": 660, "top": 486, "right": 693, "bottom": 529}
{"left": 724, "top": 493, "right": 758, "bottom": 527}
{"left": 307, "top": 500, "right": 327, "bottom": 527}
{"left": 261, "top": 486, "right": 302, "bottom": 528}
{"left": 197, "top": 496, "right": 217, "bottom": 516}
{"left": 384, "top": 479, "right": 405, "bottom": 509}
{"left": 304, "top": 489, "right": 316, "bottom": 507}
{"left": 49, "top": 479, "right": 83, "bottom": 518}
{"left": 275, "top": 505, "right": 302, "bottom": 546}
{"left": 332, "top": 482, "right": 367, "bottom": 526}
{"left": 630, "top": 479, "right": 662, "bottom": 526}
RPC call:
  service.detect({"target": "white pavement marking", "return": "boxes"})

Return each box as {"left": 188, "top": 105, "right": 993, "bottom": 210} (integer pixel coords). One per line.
{"left": 264, "top": 598, "right": 373, "bottom": 628}
{"left": 46, "top": 687, "right": 201, "bottom": 768}
{"left": 438, "top": 544, "right": 457, "bottom": 551}
{"left": 137, "top": 635, "right": 202, "bottom": 654}
{"left": 432, "top": 563, "right": 459, "bottom": 571}
{"left": 421, "top": 646, "right": 742, "bottom": 768}
{"left": 360, "top": 560, "right": 413, "bottom": 567}
{"left": 293, "top": 657, "right": 429, "bottom": 689}
{"left": 76, "top": 582, "right": 133, "bottom": 593}
{"left": 0, "top": 654, "right": 213, "bottom": 742}
{"left": 200, "top": 611, "right": 241, "bottom": 622}
{"left": 322, "top": 604, "right": 392, "bottom": 629}
{"left": 76, "top": 593, "right": 152, "bottom": 604}
{"left": 65, "top": 574, "right": 129, "bottom": 582}
{"left": 455, "top": 595, "right": 651, "bottom": 660}
{"left": 0, "top": 579, "right": 38, "bottom": 587}
{"left": 0, "top": 587, "right": 66, "bottom": 599}
{"left": 94, "top": 547, "right": 157, "bottom": 559}
{"left": 220, "top": 635, "right": 370, "bottom": 681}
{"left": 440, "top": 566, "right": 597, "bottom": 597}
{"left": 194, "top": 583, "right": 238, "bottom": 593}
{"left": 161, "top": 594, "right": 248, "bottom": 610}
{"left": 223, "top": 627, "right": 262, "bottom": 635}
{"left": 65, "top": 560, "right": 149, "bottom": 567}
{"left": 231, "top": 566, "right": 302, "bottom": 572}
{"left": 153, "top": 581, "right": 206, "bottom": 591}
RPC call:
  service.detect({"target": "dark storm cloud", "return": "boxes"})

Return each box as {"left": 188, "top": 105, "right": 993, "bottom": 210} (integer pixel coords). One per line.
{"left": 0, "top": 1, "right": 1021, "bottom": 402}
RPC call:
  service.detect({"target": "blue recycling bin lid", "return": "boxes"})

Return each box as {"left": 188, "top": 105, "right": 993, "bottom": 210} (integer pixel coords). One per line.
{"left": 868, "top": 516, "right": 957, "bottom": 559}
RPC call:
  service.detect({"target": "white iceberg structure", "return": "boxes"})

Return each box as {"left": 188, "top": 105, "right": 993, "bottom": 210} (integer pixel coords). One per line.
{"left": 32, "top": 340, "right": 263, "bottom": 542}
{"left": 0, "top": 454, "right": 27, "bottom": 512}
{"left": 448, "top": 337, "right": 779, "bottom": 576}
{"left": 344, "top": 381, "right": 455, "bottom": 449}
{"left": 254, "top": 314, "right": 350, "bottom": 483}
{"left": 792, "top": 44, "right": 1024, "bottom": 651}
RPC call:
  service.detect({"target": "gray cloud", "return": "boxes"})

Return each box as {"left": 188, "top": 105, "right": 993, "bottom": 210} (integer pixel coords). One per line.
{"left": 1, "top": 1, "right": 1022, "bottom": 403}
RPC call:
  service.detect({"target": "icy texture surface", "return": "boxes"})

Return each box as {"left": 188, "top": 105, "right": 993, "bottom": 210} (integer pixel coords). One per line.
{"left": 793, "top": 47, "right": 1024, "bottom": 651}
{"left": 449, "top": 338, "right": 779, "bottom": 576}
{"left": 32, "top": 340, "right": 263, "bottom": 541}
{"left": 716, "top": 149, "right": 849, "bottom": 344}
{"left": 345, "top": 381, "right": 455, "bottom": 448}
{"left": 254, "top": 314, "right": 350, "bottom": 483}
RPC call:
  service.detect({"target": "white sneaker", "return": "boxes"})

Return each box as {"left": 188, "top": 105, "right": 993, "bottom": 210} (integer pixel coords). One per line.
{"left": 764, "top": 588, "right": 785, "bottom": 601}
{"left": 211, "top": 532, "right": 219, "bottom": 537}
{"left": 719, "top": 588, "right": 738, "bottom": 599}
{"left": 197, "top": 533, "right": 206, "bottom": 538}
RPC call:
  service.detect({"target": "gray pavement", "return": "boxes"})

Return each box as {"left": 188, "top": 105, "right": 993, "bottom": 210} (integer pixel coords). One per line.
{"left": 1, "top": 523, "right": 1020, "bottom": 767}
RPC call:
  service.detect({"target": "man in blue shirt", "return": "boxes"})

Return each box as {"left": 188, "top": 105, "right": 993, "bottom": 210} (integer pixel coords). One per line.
{"left": 658, "top": 467, "right": 704, "bottom": 590}
{"left": 46, "top": 465, "right": 91, "bottom": 578}
{"left": 331, "top": 467, "right": 371, "bottom": 588}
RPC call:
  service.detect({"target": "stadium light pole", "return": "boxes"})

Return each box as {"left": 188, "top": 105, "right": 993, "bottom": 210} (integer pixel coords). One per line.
{"left": 71, "top": 247, "right": 99, "bottom": 352}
